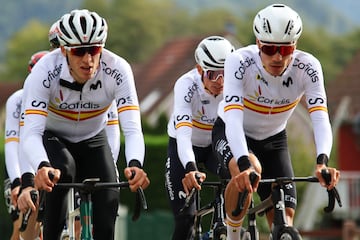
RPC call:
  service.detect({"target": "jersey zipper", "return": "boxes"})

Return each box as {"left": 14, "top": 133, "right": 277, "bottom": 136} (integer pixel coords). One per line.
{"left": 77, "top": 89, "right": 82, "bottom": 122}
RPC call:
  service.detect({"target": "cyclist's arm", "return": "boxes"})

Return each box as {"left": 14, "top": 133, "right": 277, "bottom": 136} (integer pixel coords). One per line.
{"left": 304, "top": 57, "right": 339, "bottom": 189}
{"left": 4, "top": 91, "right": 22, "bottom": 183}
{"left": 223, "top": 52, "right": 251, "bottom": 171}
{"left": 115, "top": 59, "right": 145, "bottom": 166}
{"left": 304, "top": 57, "right": 332, "bottom": 158}
{"left": 21, "top": 70, "right": 51, "bottom": 172}
{"left": 172, "top": 77, "right": 206, "bottom": 193}
{"left": 105, "top": 100, "right": 120, "bottom": 162}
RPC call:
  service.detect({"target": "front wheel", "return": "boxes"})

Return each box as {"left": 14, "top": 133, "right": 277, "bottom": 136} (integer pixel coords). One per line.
{"left": 213, "top": 225, "right": 227, "bottom": 240}
{"left": 277, "top": 226, "right": 302, "bottom": 240}
{"left": 241, "top": 227, "right": 259, "bottom": 240}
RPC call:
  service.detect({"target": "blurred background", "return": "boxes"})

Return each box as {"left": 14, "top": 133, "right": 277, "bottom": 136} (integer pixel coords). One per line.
{"left": 1, "top": 0, "right": 360, "bottom": 239}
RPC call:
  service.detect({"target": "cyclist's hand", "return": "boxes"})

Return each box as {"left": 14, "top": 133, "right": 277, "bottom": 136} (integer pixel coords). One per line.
{"left": 35, "top": 167, "right": 61, "bottom": 192}
{"left": 229, "top": 160, "right": 260, "bottom": 193}
{"left": 182, "top": 171, "right": 206, "bottom": 195}
{"left": 315, "top": 165, "right": 340, "bottom": 190}
{"left": 11, "top": 185, "right": 20, "bottom": 207}
{"left": 17, "top": 187, "right": 38, "bottom": 213}
{"left": 229, "top": 156, "right": 260, "bottom": 193}
{"left": 124, "top": 167, "right": 150, "bottom": 192}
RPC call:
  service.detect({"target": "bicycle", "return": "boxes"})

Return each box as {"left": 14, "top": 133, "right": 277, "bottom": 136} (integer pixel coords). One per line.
{"left": 20, "top": 172, "right": 148, "bottom": 240}
{"left": 180, "top": 175, "right": 229, "bottom": 240}
{"left": 233, "top": 170, "right": 342, "bottom": 240}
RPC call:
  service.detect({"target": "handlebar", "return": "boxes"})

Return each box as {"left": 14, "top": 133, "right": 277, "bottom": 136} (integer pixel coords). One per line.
{"left": 50, "top": 171, "right": 148, "bottom": 221}
{"left": 233, "top": 169, "right": 342, "bottom": 216}
{"left": 180, "top": 173, "right": 229, "bottom": 213}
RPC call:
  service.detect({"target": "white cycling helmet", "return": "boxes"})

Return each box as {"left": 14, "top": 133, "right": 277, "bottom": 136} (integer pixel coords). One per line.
{"left": 48, "top": 20, "right": 60, "bottom": 49}
{"left": 195, "top": 36, "right": 234, "bottom": 71}
{"left": 57, "top": 9, "right": 108, "bottom": 46}
{"left": 253, "top": 4, "right": 302, "bottom": 43}
{"left": 28, "top": 50, "right": 49, "bottom": 73}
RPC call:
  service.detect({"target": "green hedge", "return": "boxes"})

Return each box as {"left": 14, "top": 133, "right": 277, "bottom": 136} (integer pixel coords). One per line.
{"left": 117, "top": 134, "right": 170, "bottom": 211}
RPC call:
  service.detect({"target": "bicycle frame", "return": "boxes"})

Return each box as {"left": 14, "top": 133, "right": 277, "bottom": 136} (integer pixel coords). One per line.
{"left": 182, "top": 179, "right": 228, "bottom": 240}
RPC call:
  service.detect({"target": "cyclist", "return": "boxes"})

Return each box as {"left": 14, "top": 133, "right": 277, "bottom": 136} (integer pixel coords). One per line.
{"left": 49, "top": 18, "right": 120, "bottom": 167}
{"left": 17, "top": 9, "right": 149, "bottom": 240}
{"left": 212, "top": 4, "right": 340, "bottom": 240}
{"left": 49, "top": 19, "right": 120, "bottom": 240}
{"left": 164, "top": 36, "right": 235, "bottom": 240}
{"left": 4, "top": 50, "right": 48, "bottom": 240}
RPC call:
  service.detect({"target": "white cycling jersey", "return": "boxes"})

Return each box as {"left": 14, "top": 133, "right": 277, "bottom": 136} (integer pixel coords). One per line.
{"left": 219, "top": 44, "right": 332, "bottom": 160}
{"left": 167, "top": 68, "right": 222, "bottom": 168}
{"left": 6, "top": 93, "right": 120, "bottom": 181}
{"left": 20, "top": 48, "right": 143, "bottom": 173}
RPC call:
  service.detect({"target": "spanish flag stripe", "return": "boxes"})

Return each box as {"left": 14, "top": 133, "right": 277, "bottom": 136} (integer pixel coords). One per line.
{"left": 48, "top": 105, "right": 110, "bottom": 121}
{"left": 25, "top": 109, "right": 48, "bottom": 117}
{"left": 244, "top": 98, "right": 299, "bottom": 114}
{"left": 118, "top": 105, "right": 140, "bottom": 113}
{"left": 175, "top": 122, "right": 193, "bottom": 129}
{"left": 309, "top": 106, "right": 328, "bottom": 113}
{"left": 224, "top": 104, "right": 244, "bottom": 112}
{"left": 192, "top": 120, "right": 213, "bottom": 130}
{"left": 226, "top": 220, "right": 242, "bottom": 228}
{"left": 107, "top": 120, "right": 119, "bottom": 125}
{"left": 5, "top": 137, "right": 19, "bottom": 143}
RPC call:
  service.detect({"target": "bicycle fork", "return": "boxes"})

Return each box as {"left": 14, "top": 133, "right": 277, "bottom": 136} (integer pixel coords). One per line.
{"left": 246, "top": 200, "right": 259, "bottom": 240}
{"left": 270, "top": 185, "right": 287, "bottom": 239}
{"left": 80, "top": 191, "right": 93, "bottom": 240}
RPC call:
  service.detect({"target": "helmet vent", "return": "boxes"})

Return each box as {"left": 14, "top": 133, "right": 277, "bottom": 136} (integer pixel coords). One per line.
{"left": 284, "top": 20, "right": 292, "bottom": 35}
{"left": 262, "top": 19, "right": 272, "bottom": 34}
{"left": 69, "top": 16, "right": 82, "bottom": 43}
{"left": 200, "top": 44, "right": 219, "bottom": 66}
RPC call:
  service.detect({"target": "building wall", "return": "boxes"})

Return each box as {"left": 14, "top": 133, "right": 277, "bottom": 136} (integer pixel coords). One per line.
{"left": 338, "top": 122, "right": 360, "bottom": 170}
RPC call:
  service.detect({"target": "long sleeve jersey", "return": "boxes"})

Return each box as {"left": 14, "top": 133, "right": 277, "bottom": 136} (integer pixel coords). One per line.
{"left": 167, "top": 68, "right": 223, "bottom": 168}
{"left": 219, "top": 44, "right": 332, "bottom": 160}
{"left": 20, "top": 48, "right": 144, "bottom": 173}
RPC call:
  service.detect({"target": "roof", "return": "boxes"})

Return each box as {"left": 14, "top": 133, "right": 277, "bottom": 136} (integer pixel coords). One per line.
{"left": 134, "top": 35, "right": 204, "bottom": 119}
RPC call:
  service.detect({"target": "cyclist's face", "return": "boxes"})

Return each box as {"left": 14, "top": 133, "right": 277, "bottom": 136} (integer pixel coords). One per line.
{"left": 257, "top": 39, "right": 295, "bottom": 77}
{"left": 61, "top": 46, "right": 102, "bottom": 84}
{"left": 197, "top": 65, "right": 224, "bottom": 96}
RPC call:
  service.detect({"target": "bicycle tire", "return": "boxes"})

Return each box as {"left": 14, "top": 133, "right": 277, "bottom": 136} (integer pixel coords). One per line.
{"left": 241, "top": 229, "right": 259, "bottom": 240}
{"left": 213, "top": 225, "right": 227, "bottom": 240}
{"left": 273, "top": 226, "right": 302, "bottom": 240}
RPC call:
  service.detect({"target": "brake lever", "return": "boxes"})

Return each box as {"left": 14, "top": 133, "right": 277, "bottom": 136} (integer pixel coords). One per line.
{"left": 321, "top": 169, "right": 342, "bottom": 213}
{"left": 19, "top": 190, "right": 38, "bottom": 232}
{"left": 179, "top": 173, "right": 202, "bottom": 213}
{"left": 131, "top": 170, "right": 148, "bottom": 221}
{"left": 232, "top": 171, "right": 258, "bottom": 217}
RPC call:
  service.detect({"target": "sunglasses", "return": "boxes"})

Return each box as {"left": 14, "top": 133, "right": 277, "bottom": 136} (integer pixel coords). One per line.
{"left": 260, "top": 44, "right": 295, "bottom": 57}
{"left": 64, "top": 45, "right": 103, "bottom": 57}
{"left": 204, "top": 69, "right": 224, "bottom": 82}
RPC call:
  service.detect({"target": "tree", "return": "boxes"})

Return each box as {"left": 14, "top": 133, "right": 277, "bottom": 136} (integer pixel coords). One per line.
{"left": 1, "top": 20, "right": 50, "bottom": 81}
{"left": 82, "top": 0, "right": 175, "bottom": 62}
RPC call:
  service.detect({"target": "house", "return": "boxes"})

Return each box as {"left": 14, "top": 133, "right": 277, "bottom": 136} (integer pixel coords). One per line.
{"left": 326, "top": 50, "right": 360, "bottom": 171}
